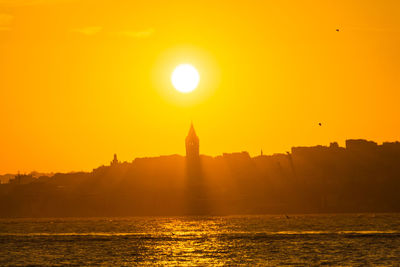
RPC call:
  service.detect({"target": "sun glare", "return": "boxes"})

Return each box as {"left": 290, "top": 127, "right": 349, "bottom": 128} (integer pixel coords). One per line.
{"left": 171, "top": 64, "right": 200, "bottom": 93}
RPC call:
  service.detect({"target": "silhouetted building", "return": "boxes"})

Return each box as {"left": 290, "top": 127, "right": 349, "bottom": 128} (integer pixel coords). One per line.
{"left": 330, "top": 142, "right": 339, "bottom": 149}
{"left": 8, "top": 174, "right": 35, "bottom": 185}
{"left": 346, "top": 139, "right": 378, "bottom": 152}
{"left": 185, "top": 123, "right": 199, "bottom": 159}
{"left": 110, "top": 154, "right": 119, "bottom": 166}
{"left": 381, "top": 141, "right": 400, "bottom": 154}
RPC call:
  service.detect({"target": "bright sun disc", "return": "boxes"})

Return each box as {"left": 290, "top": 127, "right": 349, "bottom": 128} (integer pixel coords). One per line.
{"left": 171, "top": 64, "right": 200, "bottom": 93}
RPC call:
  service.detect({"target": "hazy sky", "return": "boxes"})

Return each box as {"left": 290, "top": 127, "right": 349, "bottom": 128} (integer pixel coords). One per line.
{"left": 1, "top": 0, "right": 399, "bottom": 173}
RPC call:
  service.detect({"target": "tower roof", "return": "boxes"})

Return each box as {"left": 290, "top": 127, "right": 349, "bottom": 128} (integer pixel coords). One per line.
{"left": 186, "top": 122, "right": 199, "bottom": 140}
{"left": 188, "top": 122, "right": 196, "bottom": 135}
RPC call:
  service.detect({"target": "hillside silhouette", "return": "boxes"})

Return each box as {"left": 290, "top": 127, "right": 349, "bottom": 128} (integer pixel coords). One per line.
{"left": 1, "top": 126, "right": 400, "bottom": 217}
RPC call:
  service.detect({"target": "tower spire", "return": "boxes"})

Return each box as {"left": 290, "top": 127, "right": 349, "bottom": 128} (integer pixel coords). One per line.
{"left": 111, "top": 153, "right": 119, "bottom": 166}
{"left": 186, "top": 122, "right": 199, "bottom": 158}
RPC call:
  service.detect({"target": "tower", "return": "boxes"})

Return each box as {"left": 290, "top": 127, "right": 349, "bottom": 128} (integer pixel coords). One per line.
{"left": 110, "top": 153, "right": 119, "bottom": 166}
{"left": 185, "top": 123, "right": 199, "bottom": 158}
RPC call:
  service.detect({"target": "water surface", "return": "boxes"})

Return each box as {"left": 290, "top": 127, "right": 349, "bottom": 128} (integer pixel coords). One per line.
{"left": 0, "top": 214, "right": 399, "bottom": 265}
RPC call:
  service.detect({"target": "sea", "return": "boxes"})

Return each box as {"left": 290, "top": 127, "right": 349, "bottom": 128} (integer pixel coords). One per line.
{"left": 0, "top": 214, "right": 399, "bottom": 266}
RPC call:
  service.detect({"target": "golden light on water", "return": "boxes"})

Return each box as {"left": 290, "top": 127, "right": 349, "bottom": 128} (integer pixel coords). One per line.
{"left": 171, "top": 64, "right": 200, "bottom": 93}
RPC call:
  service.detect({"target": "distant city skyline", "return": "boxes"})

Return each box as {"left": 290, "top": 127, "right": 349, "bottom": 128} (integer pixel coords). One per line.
{"left": 1, "top": 121, "right": 399, "bottom": 177}
{"left": 2, "top": 132, "right": 400, "bottom": 216}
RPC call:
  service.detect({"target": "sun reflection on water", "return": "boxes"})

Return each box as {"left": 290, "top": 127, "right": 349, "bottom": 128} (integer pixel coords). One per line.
{"left": 1, "top": 215, "right": 400, "bottom": 265}
{"left": 143, "top": 217, "right": 231, "bottom": 265}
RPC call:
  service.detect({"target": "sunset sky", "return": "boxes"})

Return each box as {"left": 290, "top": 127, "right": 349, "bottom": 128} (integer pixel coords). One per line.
{"left": 1, "top": 0, "right": 400, "bottom": 173}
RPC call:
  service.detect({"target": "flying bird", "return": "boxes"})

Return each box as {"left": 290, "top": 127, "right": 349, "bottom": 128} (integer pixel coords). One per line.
{"left": 318, "top": 123, "right": 322, "bottom": 126}
{"left": 336, "top": 29, "right": 340, "bottom": 32}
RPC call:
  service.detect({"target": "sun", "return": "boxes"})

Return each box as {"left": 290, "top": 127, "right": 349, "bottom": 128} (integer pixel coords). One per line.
{"left": 171, "top": 64, "right": 200, "bottom": 93}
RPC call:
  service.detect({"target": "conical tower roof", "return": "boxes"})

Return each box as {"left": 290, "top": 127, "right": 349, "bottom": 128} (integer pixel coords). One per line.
{"left": 187, "top": 122, "right": 197, "bottom": 138}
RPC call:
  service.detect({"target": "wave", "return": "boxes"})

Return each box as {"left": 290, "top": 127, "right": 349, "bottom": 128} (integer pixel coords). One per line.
{"left": 0, "top": 230, "right": 399, "bottom": 237}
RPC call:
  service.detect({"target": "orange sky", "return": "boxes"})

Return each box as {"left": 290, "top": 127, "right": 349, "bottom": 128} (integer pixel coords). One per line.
{"left": 0, "top": 0, "right": 400, "bottom": 173}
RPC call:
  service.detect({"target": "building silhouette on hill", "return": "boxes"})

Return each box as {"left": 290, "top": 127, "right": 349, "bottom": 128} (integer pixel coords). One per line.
{"left": 110, "top": 154, "right": 119, "bottom": 166}
{"left": 2, "top": 125, "right": 400, "bottom": 217}
{"left": 185, "top": 123, "right": 199, "bottom": 159}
